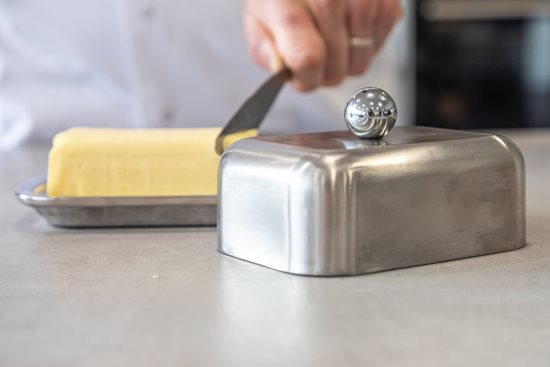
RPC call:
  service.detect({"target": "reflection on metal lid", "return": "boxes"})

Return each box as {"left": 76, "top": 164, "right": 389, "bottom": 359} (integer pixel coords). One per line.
{"left": 255, "top": 127, "right": 485, "bottom": 151}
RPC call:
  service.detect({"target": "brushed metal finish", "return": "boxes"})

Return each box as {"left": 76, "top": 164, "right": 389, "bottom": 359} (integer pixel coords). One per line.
{"left": 16, "top": 177, "right": 217, "bottom": 227}
{"left": 218, "top": 126, "right": 526, "bottom": 276}
{"left": 344, "top": 87, "right": 397, "bottom": 138}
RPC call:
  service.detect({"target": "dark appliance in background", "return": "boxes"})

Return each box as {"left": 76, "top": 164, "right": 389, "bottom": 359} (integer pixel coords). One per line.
{"left": 416, "top": 0, "right": 550, "bottom": 129}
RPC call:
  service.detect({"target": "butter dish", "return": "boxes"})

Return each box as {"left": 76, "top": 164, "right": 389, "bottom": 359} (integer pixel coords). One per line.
{"left": 218, "top": 89, "right": 526, "bottom": 276}
{"left": 16, "top": 176, "right": 216, "bottom": 227}
{"left": 218, "top": 127, "right": 525, "bottom": 275}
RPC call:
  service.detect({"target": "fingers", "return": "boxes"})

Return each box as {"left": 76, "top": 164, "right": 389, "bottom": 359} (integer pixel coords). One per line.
{"left": 308, "top": 0, "right": 348, "bottom": 86}
{"left": 243, "top": 13, "right": 281, "bottom": 72}
{"left": 244, "top": 0, "right": 404, "bottom": 92}
{"left": 374, "top": 0, "right": 404, "bottom": 53}
{"left": 246, "top": 0, "right": 326, "bottom": 91}
{"left": 347, "top": 0, "right": 379, "bottom": 75}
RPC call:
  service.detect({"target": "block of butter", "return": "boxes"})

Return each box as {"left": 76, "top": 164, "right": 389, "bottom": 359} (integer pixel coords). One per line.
{"left": 47, "top": 127, "right": 256, "bottom": 197}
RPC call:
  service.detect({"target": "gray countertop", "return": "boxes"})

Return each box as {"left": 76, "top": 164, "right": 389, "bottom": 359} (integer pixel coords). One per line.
{"left": 1, "top": 130, "right": 550, "bottom": 367}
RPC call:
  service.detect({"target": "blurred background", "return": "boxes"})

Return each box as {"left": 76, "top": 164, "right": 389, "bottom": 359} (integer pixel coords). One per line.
{"left": 417, "top": 0, "right": 550, "bottom": 129}
{"left": 0, "top": 0, "right": 549, "bottom": 150}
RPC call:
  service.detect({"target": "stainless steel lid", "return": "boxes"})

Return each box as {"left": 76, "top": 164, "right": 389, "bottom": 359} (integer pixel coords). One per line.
{"left": 253, "top": 125, "right": 483, "bottom": 151}
{"left": 218, "top": 88, "right": 526, "bottom": 276}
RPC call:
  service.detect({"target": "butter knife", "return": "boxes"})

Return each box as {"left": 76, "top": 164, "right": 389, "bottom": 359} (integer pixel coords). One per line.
{"left": 215, "top": 67, "right": 290, "bottom": 155}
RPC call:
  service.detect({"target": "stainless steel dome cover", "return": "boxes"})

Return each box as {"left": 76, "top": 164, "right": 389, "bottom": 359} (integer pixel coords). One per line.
{"left": 218, "top": 90, "right": 525, "bottom": 276}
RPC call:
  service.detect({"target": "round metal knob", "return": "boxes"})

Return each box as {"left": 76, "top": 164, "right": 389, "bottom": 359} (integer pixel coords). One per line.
{"left": 344, "top": 87, "right": 397, "bottom": 139}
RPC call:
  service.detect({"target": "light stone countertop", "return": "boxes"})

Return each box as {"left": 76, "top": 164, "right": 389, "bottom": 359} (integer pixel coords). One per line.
{"left": 1, "top": 129, "right": 549, "bottom": 367}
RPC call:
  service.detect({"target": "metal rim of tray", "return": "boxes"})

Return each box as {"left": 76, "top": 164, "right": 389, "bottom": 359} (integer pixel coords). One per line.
{"left": 15, "top": 176, "right": 218, "bottom": 227}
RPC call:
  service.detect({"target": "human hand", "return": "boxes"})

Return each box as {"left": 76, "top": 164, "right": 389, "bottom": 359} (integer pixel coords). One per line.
{"left": 244, "top": 0, "right": 403, "bottom": 92}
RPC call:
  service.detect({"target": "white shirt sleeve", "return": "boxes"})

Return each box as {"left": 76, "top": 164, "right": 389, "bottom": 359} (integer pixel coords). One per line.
{"left": 0, "top": 0, "right": 412, "bottom": 149}
{"left": 0, "top": 0, "right": 138, "bottom": 145}
{"left": 124, "top": 0, "right": 413, "bottom": 134}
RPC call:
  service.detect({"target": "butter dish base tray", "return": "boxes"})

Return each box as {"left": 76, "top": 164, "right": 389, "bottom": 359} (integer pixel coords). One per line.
{"left": 15, "top": 176, "right": 217, "bottom": 228}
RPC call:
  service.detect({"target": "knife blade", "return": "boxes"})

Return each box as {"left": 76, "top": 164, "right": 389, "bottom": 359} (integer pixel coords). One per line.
{"left": 215, "top": 67, "right": 290, "bottom": 155}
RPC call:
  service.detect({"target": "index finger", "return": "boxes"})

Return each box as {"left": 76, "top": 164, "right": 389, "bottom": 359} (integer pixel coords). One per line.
{"left": 248, "top": 0, "right": 326, "bottom": 91}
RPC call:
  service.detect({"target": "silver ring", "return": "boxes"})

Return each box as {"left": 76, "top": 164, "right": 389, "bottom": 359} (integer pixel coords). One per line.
{"left": 349, "top": 36, "right": 375, "bottom": 49}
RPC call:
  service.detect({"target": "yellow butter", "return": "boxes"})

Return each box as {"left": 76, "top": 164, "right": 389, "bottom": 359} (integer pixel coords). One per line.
{"left": 221, "top": 129, "right": 258, "bottom": 150}
{"left": 47, "top": 127, "right": 257, "bottom": 197}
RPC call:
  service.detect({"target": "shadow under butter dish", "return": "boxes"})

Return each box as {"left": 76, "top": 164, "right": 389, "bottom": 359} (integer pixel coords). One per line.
{"left": 46, "top": 127, "right": 257, "bottom": 197}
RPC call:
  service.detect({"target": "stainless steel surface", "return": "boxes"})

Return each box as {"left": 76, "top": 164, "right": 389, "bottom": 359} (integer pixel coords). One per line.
{"left": 2, "top": 131, "right": 550, "bottom": 367}
{"left": 219, "top": 126, "right": 525, "bottom": 276}
{"left": 15, "top": 177, "right": 217, "bottom": 227}
{"left": 344, "top": 87, "right": 397, "bottom": 139}
{"left": 215, "top": 67, "right": 290, "bottom": 155}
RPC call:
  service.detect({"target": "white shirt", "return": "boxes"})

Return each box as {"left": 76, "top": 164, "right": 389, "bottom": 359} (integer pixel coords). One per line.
{"left": 0, "top": 0, "right": 413, "bottom": 148}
